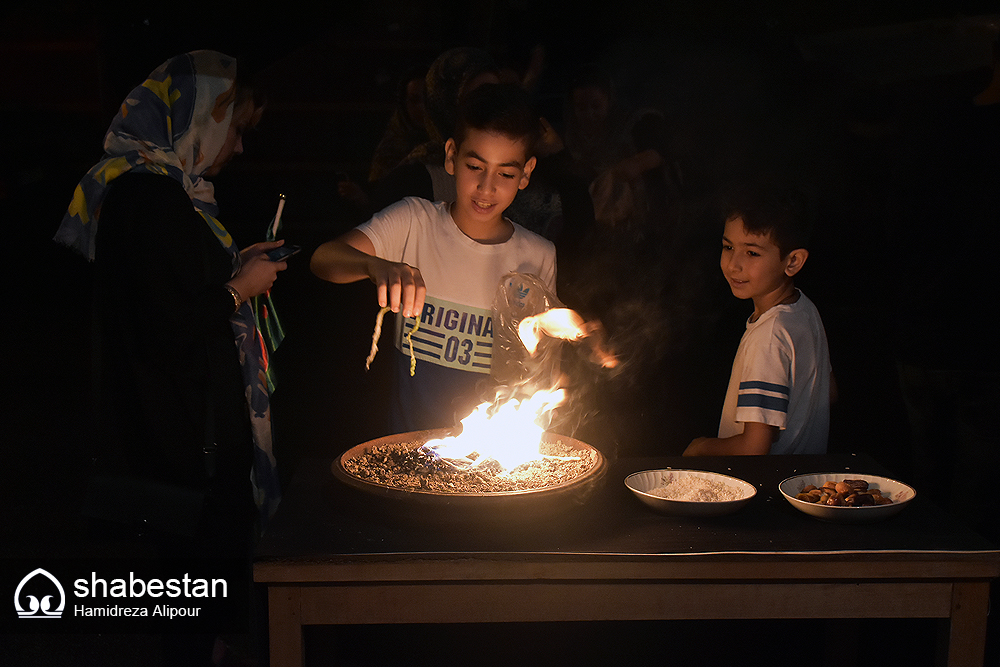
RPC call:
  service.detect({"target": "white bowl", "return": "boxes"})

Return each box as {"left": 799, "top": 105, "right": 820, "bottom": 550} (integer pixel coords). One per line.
{"left": 778, "top": 473, "right": 916, "bottom": 523}
{"left": 625, "top": 469, "right": 756, "bottom": 517}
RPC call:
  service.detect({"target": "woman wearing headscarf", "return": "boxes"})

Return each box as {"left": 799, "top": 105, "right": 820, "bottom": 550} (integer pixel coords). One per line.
{"left": 55, "top": 50, "right": 284, "bottom": 555}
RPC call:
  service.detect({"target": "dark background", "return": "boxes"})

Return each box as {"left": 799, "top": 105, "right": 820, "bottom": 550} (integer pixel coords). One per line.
{"left": 3, "top": 0, "right": 998, "bottom": 664}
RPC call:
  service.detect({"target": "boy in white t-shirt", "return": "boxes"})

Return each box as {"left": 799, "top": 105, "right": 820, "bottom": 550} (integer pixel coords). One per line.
{"left": 311, "top": 83, "right": 556, "bottom": 432}
{"left": 684, "top": 184, "right": 833, "bottom": 456}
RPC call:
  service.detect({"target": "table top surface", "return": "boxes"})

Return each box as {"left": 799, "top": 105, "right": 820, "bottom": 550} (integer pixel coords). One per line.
{"left": 254, "top": 449, "right": 999, "bottom": 567}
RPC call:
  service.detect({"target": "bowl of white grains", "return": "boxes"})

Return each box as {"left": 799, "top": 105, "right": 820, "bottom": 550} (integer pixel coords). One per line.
{"left": 625, "top": 469, "right": 757, "bottom": 517}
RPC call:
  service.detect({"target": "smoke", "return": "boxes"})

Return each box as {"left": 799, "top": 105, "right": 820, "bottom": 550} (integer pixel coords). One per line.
{"left": 549, "top": 202, "right": 730, "bottom": 444}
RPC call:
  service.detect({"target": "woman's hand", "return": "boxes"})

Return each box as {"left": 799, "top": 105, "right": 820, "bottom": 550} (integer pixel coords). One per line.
{"left": 228, "top": 240, "right": 287, "bottom": 300}
{"left": 240, "top": 239, "right": 283, "bottom": 262}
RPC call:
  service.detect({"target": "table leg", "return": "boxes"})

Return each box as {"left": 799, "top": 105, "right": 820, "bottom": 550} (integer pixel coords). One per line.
{"left": 268, "top": 586, "right": 304, "bottom": 667}
{"left": 946, "top": 581, "right": 991, "bottom": 667}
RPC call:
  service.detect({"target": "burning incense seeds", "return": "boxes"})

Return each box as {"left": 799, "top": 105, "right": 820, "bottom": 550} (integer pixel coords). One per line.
{"left": 342, "top": 440, "right": 599, "bottom": 493}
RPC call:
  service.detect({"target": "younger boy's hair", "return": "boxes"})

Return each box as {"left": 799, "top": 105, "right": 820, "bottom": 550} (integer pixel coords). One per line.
{"left": 452, "top": 82, "right": 540, "bottom": 159}
{"left": 722, "top": 179, "right": 812, "bottom": 257}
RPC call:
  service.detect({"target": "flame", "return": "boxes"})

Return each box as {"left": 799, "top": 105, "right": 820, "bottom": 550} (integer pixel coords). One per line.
{"left": 518, "top": 308, "right": 586, "bottom": 354}
{"left": 519, "top": 307, "right": 618, "bottom": 369}
{"left": 422, "top": 388, "right": 566, "bottom": 472}
{"left": 421, "top": 306, "right": 614, "bottom": 473}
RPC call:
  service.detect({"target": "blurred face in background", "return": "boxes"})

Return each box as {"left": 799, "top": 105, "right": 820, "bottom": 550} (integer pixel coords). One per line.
{"left": 572, "top": 85, "right": 610, "bottom": 136}
{"left": 405, "top": 77, "right": 426, "bottom": 127}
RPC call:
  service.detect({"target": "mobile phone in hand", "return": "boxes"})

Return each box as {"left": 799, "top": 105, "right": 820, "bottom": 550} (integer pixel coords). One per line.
{"left": 265, "top": 244, "right": 301, "bottom": 261}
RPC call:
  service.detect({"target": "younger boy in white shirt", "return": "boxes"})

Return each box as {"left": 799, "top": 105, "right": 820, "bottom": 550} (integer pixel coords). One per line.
{"left": 684, "top": 185, "right": 833, "bottom": 456}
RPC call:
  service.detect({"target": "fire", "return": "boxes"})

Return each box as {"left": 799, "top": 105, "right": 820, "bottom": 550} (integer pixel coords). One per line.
{"left": 518, "top": 308, "right": 586, "bottom": 354}
{"left": 520, "top": 307, "right": 618, "bottom": 369}
{"left": 422, "top": 388, "right": 566, "bottom": 472}
{"left": 421, "top": 305, "right": 614, "bottom": 473}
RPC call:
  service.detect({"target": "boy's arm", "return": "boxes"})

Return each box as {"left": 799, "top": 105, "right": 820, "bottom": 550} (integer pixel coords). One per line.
{"left": 310, "top": 229, "right": 379, "bottom": 283}
{"left": 310, "top": 229, "right": 426, "bottom": 318}
{"left": 682, "top": 421, "right": 777, "bottom": 456}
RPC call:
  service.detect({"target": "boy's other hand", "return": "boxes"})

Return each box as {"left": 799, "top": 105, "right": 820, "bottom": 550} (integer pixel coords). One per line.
{"left": 683, "top": 422, "right": 777, "bottom": 456}
{"left": 682, "top": 437, "right": 710, "bottom": 456}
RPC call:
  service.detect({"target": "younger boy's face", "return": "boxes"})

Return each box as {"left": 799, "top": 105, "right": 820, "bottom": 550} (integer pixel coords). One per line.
{"left": 445, "top": 128, "right": 535, "bottom": 227}
{"left": 720, "top": 216, "right": 801, "bottom": 305}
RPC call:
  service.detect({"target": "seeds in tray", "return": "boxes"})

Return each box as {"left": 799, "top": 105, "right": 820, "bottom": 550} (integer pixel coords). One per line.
{"left": 794, "top": 479, "right": 893, "bottom": 506}
{"left": 649, "top": 476, "right": 741, "bottom": 502}
{"left": 342, "top": 440, "right": 598, "bottom": 493}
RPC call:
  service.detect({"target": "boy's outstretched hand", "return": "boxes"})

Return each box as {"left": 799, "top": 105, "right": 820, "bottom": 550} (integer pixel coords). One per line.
{"left": 372, "top": 256, "right": 425, "bottom": 319}
{"left": 310, "top": 229, "right": 426, "bottom": 319}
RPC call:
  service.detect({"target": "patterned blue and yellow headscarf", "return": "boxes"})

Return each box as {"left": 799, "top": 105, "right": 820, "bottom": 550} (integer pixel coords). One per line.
{"left": 56, "top": 50, "right": 238, "bottom": 258}
{"left": 55, "top": 50, "right": 281, "bottom": 528}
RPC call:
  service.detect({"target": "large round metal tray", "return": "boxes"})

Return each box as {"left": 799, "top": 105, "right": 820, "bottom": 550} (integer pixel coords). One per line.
{"left": 332, "top": 428, "right": 607, "bottom": 523}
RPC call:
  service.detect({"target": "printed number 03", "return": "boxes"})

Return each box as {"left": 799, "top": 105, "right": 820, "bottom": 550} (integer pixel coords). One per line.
{"left": 444, "top": 337, "right": 473, "bottom": 365}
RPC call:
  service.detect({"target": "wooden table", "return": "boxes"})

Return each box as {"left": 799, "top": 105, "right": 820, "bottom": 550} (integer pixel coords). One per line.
{"left": 254, "top": 453, "right": 999, "bottom": 667}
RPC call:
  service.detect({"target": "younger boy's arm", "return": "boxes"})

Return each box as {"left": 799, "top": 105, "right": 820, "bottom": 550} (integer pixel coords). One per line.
{"left": 682, "top": 421, "right": 777, "bottom": 456}
{"left": 310, "top": 229, "right": 426, "bottom": 318}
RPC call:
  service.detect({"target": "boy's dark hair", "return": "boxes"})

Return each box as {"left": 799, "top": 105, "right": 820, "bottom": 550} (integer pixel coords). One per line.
{"left": 721, "top": 179, "right": 812, "bottom": 257}
{"left": 453, "top": 82, "right": 540, "bottom": 159}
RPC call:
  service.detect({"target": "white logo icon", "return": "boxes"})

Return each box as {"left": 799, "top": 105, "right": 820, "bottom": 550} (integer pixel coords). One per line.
{"left": 15, "top": 568, "right": 66, "bottom": 619}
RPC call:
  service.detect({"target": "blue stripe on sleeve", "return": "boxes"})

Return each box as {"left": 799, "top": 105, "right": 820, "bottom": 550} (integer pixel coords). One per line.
{"left": 738, "top": 380, "right": 789, "bottom": 395}
{"left": 737, "top": 393, "right": 789, "bottom": 413}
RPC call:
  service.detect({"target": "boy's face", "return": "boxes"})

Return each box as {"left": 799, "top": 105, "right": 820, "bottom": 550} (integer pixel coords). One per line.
{"left": 720, "top": 216, "right": 805, "bottom": 306}
{"left": 445, "top": 128, "right": 535, "bottom": 228}
{"left": 572, "top": 85, "right": 610, "bottom": 133}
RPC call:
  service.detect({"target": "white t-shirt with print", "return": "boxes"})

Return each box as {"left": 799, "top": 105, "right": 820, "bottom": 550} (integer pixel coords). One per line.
{"left": 357, "top": 197, "right": 556, "bottom": 431}
{"left": 718, "top": 291, "right": 832, "bottom": 455}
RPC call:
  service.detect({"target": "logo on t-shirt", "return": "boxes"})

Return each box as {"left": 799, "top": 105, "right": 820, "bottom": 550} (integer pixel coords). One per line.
{"left": 397, "top": 296, "right": 493, "bottom": 374}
